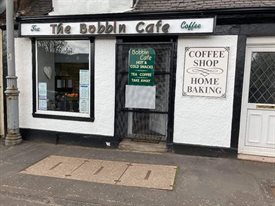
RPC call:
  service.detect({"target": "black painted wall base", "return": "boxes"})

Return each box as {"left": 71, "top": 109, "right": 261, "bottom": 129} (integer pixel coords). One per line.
{"left": 20, "top": 128, "right": 115, "bottom": 149}
{"left": 173, "top": 143, "right": 237, "bottom": 158}
{"left": 20, "top": 129, "right": 238, "bottom": 158}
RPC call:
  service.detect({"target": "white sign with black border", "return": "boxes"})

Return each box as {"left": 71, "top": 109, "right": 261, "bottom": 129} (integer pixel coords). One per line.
{"left": 183, "top": 47, "right": 230, "bottom": 98}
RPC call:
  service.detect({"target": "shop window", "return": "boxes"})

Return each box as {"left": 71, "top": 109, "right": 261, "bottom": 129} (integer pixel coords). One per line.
{"left": 34, "top": 39, "right": 94, "bottom": 121}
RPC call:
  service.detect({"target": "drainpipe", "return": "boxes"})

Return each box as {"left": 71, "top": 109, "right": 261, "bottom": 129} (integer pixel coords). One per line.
{"left": 4, "top": 0, "right": 22, "bottom": 146}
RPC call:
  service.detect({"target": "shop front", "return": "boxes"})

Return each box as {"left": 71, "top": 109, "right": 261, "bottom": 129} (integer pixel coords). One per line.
{"left": 17, "top": 17, "right": 215, "bottom": 145}
{"left": 16, "top": 9, "right": 275, "bottom": 158}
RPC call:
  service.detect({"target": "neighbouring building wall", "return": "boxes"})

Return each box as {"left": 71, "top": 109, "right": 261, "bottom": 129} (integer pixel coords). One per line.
{"left": 174, "top": 35, "right": 238, "bottom": 148}
{"left": 50, "top": 0, "right": 134, "bottom": 15}
{"left": 15, "top": 37, "right": 116, "bottom": 136}
{"left": 0, "top": 30, "right": 4, "bottom": 138}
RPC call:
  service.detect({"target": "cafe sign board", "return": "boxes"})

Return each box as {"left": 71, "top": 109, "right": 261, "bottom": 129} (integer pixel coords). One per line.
{"left": 183, "top": 47, "right": 230, "bottom": 98}
{"left": 126, "top": 48, "right": 156, "bottom": 109}
{"left": 128, "top": 48, "right": 155, "bottom": 86}
{"left": 20, "top": 18, "right": 215, "bottom": 36}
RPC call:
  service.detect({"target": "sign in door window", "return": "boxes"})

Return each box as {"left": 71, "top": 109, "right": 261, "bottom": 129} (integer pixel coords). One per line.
{"left": 126, "top": 48, "right": 156, "bottom": 109}
{"left": 128, "top": 48, "right": 156, "bottom": 86}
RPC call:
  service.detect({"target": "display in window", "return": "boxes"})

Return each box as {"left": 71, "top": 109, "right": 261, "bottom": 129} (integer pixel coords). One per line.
{"left": 38, "top": 82, "right": 47, "bottom": 110}
{"left": 37, "top": 40, "right": 90, "bottom": 113}
{"left": 79, "top": 69, "right": 89, "bottom": 114}
{"left": 43, "top": 66, "right": 52, "bottom": 79}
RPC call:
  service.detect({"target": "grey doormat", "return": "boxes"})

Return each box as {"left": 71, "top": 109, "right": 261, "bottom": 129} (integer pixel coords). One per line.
{"left": 21, "top": 155, "right": 177, "bottom": 190}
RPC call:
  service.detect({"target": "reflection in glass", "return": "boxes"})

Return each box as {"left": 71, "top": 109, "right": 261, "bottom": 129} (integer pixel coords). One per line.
{"left": 37, "top": 40, "right": 90, "bottom": 113}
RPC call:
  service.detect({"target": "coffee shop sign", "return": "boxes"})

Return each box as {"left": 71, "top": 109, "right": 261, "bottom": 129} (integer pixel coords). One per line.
{"left": 183, "top": 47, "right": 230, "bottom": 98}
{"left": 20, "top": 18, "right": 214, "bottom": 36}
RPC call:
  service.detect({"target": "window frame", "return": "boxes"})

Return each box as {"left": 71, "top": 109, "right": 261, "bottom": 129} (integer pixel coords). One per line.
{"left": 32, "top": 38, "right": 95, "bottom": 122}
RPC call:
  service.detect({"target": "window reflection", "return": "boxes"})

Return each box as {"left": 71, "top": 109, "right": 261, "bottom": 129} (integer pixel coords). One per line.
{"left": 37, "top": 40, "right": 90, "bottom": 114}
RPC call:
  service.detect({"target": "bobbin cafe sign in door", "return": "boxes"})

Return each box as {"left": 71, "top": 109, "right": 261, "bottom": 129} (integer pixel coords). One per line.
{"left": 183, "top": 47, "right": 229, "bottom": 97}
{"left": 125, "top": 48, "right": 156, "bottom": 109}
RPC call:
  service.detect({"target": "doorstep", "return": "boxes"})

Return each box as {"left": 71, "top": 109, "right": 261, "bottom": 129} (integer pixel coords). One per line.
{"left": 118, "top": 139, "right": 167, "bottom": 153}
{"left": 238, "top": 154, "right": 275, "bottom": 163}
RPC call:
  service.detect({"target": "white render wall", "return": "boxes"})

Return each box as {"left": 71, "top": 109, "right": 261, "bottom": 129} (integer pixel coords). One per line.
{"left": 15, "top": 37, "right": 116, "bottom": 136}
{"left": 174, "top": 35, "right": 238, "bottom": 148}
{"left": 50, "top": 0, "right": 134, "bottom": 15}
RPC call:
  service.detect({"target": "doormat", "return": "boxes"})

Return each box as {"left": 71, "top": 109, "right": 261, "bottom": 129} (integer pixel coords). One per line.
{"left": 127, "top": 134, "right": 163, "bottom": 143}
{"left": 21, "top": 155, "right": 177, "bottom": 190}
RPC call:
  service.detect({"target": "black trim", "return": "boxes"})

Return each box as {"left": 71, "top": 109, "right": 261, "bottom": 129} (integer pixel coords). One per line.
{"left": 31, "top": 36, "right": 93, "bottom": 40}
{"left": 166, "top": 40, "right": 177, "bottom": 150}
{"left": 113, "top": 39, "right": 122, "bottom": 145}
{"left": 118, "top": 36, "right": 178, "bottom": 43}
{"left": 121, "top": 108, "right": 168, "bottom": 114}
{"left": 0, "top": 24, "right": 19, "bottom": 31}
{"left": 32, "top": 38, "right": 36, "bottom": 115}
{"left": 173, "top": 143, "right": 237, "bottom": 158}
{"left": 17, "top": 7, "right": 275, "bottom": 23}
{"left": 90, "top": 39, "right": 95, "bottom": 120}
{"left": 32, "top": 38, "right": 95, "bottom": 122}
{"left": 230, "top": 35, "right": 247, "bottom": 148}
{"left": 116, "top": 41, "right": 179, "bottom": 45}
{"left": 17, "top": 12, "right": 214, "bottom": 23}
{"left": 32, "top": 113, "right": 94, "bottom": 122}
{"left": 18, "top": 22, "right": 21, "bottom": 37}
{"left": 20, "top": 128, "right": 114, "bottom": 148}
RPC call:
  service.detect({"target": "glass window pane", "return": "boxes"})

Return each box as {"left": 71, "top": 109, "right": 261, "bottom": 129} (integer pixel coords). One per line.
{"left": 37, "top": 40, "right": 90, "bottom": 114}
{"left": 249, "top": 52, "right": 275, "bottom": 104}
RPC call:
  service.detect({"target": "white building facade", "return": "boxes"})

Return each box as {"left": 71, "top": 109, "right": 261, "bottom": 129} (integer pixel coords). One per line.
{"left": 14, "top": 0, "right": 275, "bottom": 159}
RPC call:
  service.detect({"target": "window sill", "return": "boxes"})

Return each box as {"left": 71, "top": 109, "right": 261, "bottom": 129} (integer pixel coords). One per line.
{"left": 32, "top": 113, "right": 95, "bottom": 122}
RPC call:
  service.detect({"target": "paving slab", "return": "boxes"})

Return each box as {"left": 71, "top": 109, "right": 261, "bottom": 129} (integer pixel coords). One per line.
{"left": 117, "top": 163, "right": 177, "bottom": 190}
{"left": 20, "top": 155, "right": 177, "bottom": 190}
{"left": 71, "top": 160, "right": 130, "bottom": 184}
{"left": 21, "top": 155, "right": 87, "bottom": 178}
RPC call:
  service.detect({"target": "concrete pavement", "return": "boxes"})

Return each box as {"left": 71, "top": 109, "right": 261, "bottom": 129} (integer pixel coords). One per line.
{"left": 0, "top": 140, "right": 275, "bottom": 206}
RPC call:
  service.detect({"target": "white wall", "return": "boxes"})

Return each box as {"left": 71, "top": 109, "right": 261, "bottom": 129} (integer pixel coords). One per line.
{"left": 50, "top": 0, "right": 134, "bottom": 15}
{"left": 15, "top": 38, "right": 116, "bottom": 136}
{"left": 174, "top": 35, "right": 238, "bottom": 148}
